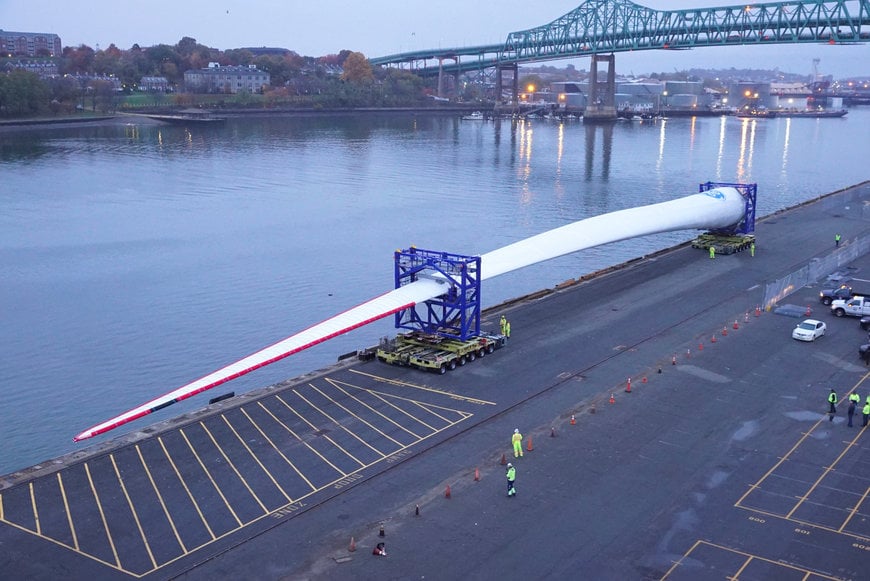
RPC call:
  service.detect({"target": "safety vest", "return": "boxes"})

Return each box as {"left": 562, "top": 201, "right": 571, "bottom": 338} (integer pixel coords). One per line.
{"left": 850, "top": 393, "right": 860, "bottom": 404}
{"left": 828, "top": 392, "right": 837, "bottom": 404}
{"left": 506, "top": 467, "right": 516, "bottom": 481}
{"left": 512, "top": 432, "right": 522, "bottom": 445}
{"left": 864, "top": 402, "right": 870, "bottom": 415}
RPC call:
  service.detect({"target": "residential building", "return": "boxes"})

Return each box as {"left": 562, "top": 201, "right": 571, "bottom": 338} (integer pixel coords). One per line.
{"left": 183, "top": 62, "right": 270, "bottom": 94}
{"left": 3, "top": 59, "right": 58, "bottom": 77}
{"left": 0, "top": 29, "right": 62, "bottom": 57}
{"left": 140, "top": 76, "right": 171, "bottom": 92}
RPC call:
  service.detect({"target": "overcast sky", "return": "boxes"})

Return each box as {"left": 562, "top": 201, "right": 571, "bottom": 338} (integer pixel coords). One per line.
{"left": 2, "top": 0, "right": 867, "bottom": 78}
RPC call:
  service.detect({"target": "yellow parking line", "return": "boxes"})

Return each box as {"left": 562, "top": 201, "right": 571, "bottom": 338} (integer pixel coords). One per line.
{"left": 734, "top": 423, "right": 822, "bottom": 507}
{"left": 730, "top": 555, "right": 754, "bottom": 579}
{"left": 348, "top": 369, "right": 496, "bottom": 405}
{"left": 785, "top": 423, "right": 866, "bottom": 519}
{"left": 286, "top": 389, "right": 366, "bottom": 466}
{"left": 158, "top": 436, "right": 216, "bottom": 540}
{"left": 220, "top": 415, "right": 292, "bottom": 503}
{"left": 297, "top": 384, "right": 385, "bottom": 457}
{"left": 252, "top": 403, "right": 319, "bottom": 490}
{"left": 408, "top": 400, "right": 452, "bottom": 423}
{"left": 325, "top": 378, "right": 436, "bottom": 432}
{"left": 272, "top": 395, "right": 349, "bottom": 476}
{"left": 660, "top": 539, "right": 703, "bottom": 579}
{"left": 838, "top": 485, "right": 870, "bottom": 533}
{"left": 199, "top": 421, "right": 268, "bottom": 515}
{"left": 180, "top": 428, "right": 243, "bottom": 527}
{"left": 290, "top": 388, "right": 402, "bottom": 448}
{"left": 136, "top": 444, "right": 187, "bottom": 554}
{"left": 303, "top": 383, "right": 419, "bottom": 441}
{"left": 329, "top": 377, "right": 470, "bottom": 421}
{"left": 84, "top": 462, "right": 121, "bottom": 568}
{"left": 56, "top": 472, "right": 79, "bottom": 551}
{"left": 29, "top": 482, "right": 40, "bottom": 535}
{"left": 110, "top": 454, "right": 157, "bottom": 570}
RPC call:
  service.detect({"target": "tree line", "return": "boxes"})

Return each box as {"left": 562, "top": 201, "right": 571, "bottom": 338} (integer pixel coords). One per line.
{"left": 0, "top": 37, "right": 436, "bottom": 117}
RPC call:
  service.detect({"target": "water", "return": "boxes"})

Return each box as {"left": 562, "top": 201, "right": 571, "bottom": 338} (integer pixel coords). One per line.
{"left": 1, "top": 111, "right": 868, "bottom": 475}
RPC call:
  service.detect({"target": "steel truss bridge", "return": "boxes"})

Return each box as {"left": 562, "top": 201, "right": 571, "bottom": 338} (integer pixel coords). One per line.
{"left": 369, "top": 0, "right": 870, "bottom": 77}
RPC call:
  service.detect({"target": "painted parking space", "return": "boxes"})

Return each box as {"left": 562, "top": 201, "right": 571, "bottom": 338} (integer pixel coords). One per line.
{"left": 734, "top": 374, "right": 870, "bottom": 540}
{"left": 663, "top": 540, "right": 842, "bottom": 580}
{"left": 0, "top": 368, "right": 492, "bottom": 577}
{"left": 663, "top": 375, "right": 870, "bottom": 580}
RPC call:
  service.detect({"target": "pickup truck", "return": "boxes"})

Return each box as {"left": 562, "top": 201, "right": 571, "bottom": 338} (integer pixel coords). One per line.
{"left": 831, "top": 296, "right": 870, "bottom": 317}
{"left": 819, "top": 285, "right": 866, "bottom": 305}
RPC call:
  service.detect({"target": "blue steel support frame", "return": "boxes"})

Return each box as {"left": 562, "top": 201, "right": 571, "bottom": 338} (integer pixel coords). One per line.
{"left": 699, "top": 181, "right": 757, "bottom": 235}
{"left": 394, "top": 247, "right": 481, "bottom": 340}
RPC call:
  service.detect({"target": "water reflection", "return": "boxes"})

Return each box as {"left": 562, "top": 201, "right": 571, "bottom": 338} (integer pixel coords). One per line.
{"left": 584, "top": 123, "right": 613, "bottom": 181}
{"left": 716, "top": 116, "right": 728, "bottom": 181}
{"left": 781, "top": 118, "right": 792, "bottom": 177}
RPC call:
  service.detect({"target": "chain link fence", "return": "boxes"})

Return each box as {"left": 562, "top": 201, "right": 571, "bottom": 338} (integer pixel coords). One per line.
{"left": 762, "top": 235, "right": 870, "bottom": 310}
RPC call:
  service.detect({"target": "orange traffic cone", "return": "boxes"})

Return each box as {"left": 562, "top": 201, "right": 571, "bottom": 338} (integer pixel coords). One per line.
{"left": 733, "top": 320, "right": 739, "bottom": 330}
{"left": 349, "top": 537, "right": 357, "bottom": 552}
{"left": 755, "top": 305, "right": 761, "bottom": 317}
{"left": 722, "top": 326, "right": 728, "bottom": 336}
{"left": 527, "top": 436, "right": 534, "bottom": 452}
{"left": 500, "top": 453, "right": 507, "bottom": 465}
{"left": 474, "top": 467, "right": 480, "bottom": 481}
{"left": 711, "top": 334, "right": 717, "bottom": 343}
{"left": 609, "top": 393, "right": 616, "bottom": 404}
{"left": 672, "top": 354, "right": 677, "bottom": 365}
{"left": 642, "top": 376, "right": 648, "bottom": 384}
{"left": 699, "top": 342, "right": 704, "bottom": 351}
{"left": 445, "top": 484, "right": 451, "bottom": 499}
{"left": 570, "top": 414, "right": 576, "bottom": 425}
{"left": 550, "top": 427, "right": 556, "bottom": 438}
{"left": 805, "top": 305, "right": 812, "bottom": 316}
{"left": 625, "top": 377, "right": 632, "bottom": 393}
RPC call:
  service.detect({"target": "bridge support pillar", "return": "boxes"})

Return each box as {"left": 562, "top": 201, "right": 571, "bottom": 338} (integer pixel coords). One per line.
{"left": 437, "top": 57, "right": 460, "bottom": 99}
{"left": 496, "top": 63, "right": 518, "bottom": 108}
{"left": 584, "top": 54, "right": 617, "bottom": 122}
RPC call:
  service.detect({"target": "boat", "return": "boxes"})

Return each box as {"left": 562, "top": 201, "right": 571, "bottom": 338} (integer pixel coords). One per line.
{"left": 735, "top": 109, "right": 777, "bottom": 119}
{"left": 461, "top": 111, "right": 485, "bottom": 121}
{"left": 146, "top": 108, "right": 227, "bottom": 124}
{"left": 775, "top": 109, "right": 848, "bottom": 118}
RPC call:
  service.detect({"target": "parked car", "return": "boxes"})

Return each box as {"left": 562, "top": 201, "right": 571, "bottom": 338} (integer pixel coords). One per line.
{"left": 792, "top": 319, "right": 826, "bottom": 341}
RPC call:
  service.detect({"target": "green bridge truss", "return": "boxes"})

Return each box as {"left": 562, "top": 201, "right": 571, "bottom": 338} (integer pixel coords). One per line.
{"left": 369, "top": 0, "right": 870, "bottom": 76}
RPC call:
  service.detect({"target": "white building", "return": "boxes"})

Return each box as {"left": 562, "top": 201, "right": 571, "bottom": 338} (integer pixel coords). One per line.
{"left": 183, "top": 63, "right": 270, "bottom": 94}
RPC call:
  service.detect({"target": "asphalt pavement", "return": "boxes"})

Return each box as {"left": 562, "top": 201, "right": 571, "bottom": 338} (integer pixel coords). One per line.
{"left": 2, "top": 181, "right": 869, "bottom": 580}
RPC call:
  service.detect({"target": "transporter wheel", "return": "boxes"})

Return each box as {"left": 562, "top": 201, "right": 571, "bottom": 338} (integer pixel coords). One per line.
{"left": 478, "top": 348, "right": 486, "bottom": 358}
{"left": 468, "top": 351, "right": 476, "bottom": 362}
{"left": 487, "top": 344, "right": 495, "bottom": 354}
{"left": 449, "top": 359, "right": 457, "bottom": 371}
{"left": 458, "top": 355, "right": 467, "bottom": 366}
{"left": 438, "top": 363, "right": 447, "bottom": 374}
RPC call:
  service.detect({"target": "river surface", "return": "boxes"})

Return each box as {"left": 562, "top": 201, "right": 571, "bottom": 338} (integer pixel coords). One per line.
{"left": 2, "top": 110, "right": 868, "bottom": 475}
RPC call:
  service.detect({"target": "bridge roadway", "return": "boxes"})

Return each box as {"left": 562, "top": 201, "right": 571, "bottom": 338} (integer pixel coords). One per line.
{"left": 2, "top": 182, "right": 870, "bottom": 579}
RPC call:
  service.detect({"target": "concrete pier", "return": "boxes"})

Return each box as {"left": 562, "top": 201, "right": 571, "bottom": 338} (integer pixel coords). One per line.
{"left": 2, "top": 181, "right": 869, "bottom": 579}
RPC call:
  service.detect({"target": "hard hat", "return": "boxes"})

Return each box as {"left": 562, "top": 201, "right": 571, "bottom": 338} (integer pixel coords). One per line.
{"left": 514, "top": 428, "right": 519, "bottom": 433}
{"left": 507, "top": 463, "right": 512, "bottom": 468}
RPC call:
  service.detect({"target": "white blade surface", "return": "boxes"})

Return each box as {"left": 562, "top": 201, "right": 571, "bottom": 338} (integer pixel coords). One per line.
{"left": 74, "top": 187, "right": 744, "bottom": 441}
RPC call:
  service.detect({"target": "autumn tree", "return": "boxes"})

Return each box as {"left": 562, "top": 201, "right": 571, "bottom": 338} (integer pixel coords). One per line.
{"left": 341, "top": 52, "right": 373, "bottom": 83}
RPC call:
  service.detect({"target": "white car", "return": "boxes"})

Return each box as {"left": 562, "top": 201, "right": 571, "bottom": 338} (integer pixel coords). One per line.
{"left": 792, "top": 319, "right": 827, "bottom": 341}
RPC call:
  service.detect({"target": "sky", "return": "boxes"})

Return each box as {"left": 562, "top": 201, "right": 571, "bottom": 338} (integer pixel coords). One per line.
{"left": 2, "top": 0, "right": 868, "bottom": 79}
